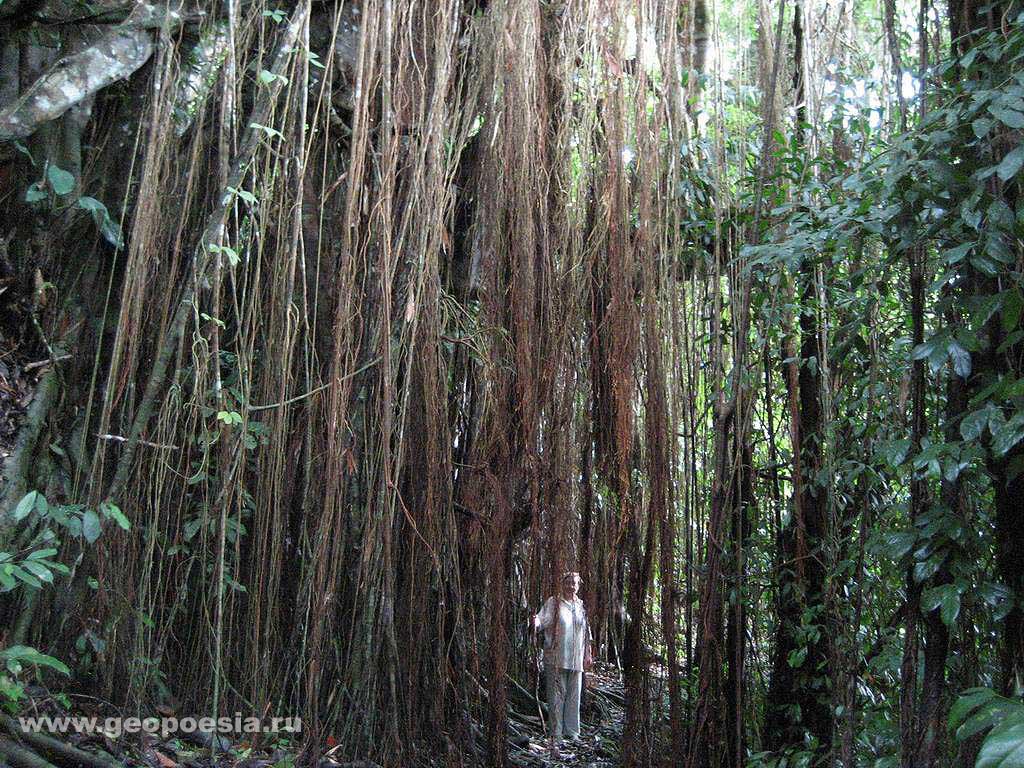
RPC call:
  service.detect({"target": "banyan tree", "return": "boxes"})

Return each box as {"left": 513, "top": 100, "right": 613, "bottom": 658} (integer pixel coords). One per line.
{"left": 1, "top": 0, "right": 1022, "bottom": 766}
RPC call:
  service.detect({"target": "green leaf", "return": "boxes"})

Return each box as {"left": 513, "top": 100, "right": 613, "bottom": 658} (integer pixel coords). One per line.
{"left": 944, "top": 243, "right": 972, "bottom": 264}
{"left": 46, "top": 165, "right": 75, "bottom": 195}
{"left": 942, "top": 591, "right": 961, "bottom": 626}
{"left": 21, "top": 562, "right": 52, "bottom": 584}
{"left": 961, "top": 408, "right": 991, "bottom": 441}
{"left": 100, "top": 502, "right": 130, "bottom": 531}
{"left": 914, "top": 555, "right": 942, "bottom": 583}
{"left": 879, "top": 439, "right": 912, "bottom": 468}
{"left": 25, "top": 549, "right": 57, "bottom": 561}
{"left": 184, "top": 519, "right": 203, "bottom": 540}
{"left": 1003, "top": 291, "right": 1023, "bottom": 333}
{"left": 996, "top": 146, "right": 1024, "bottom": 181}
{"left": 990, "top": 105, "right": 1024, "bottom": 129}
{"left": 787, "top": 647, "right": 807, "bottom": 668}
{"left": 949, "top": 341, "right": 972, "bottom": 379}
{"left": 11, "top": 567, "right": 41, "bottom": 589}
{"left": 13, "top": 140, "right": 35, "bottom": 164}
{"left": 923, "top": 584, "right": 961, "bottom": 627}
{"left": 249, "top": 122, "right": 283, "bottom": 140}
{"left": 977, "top": 713, "right": 1024, "bottom": 768}
{"left": 225, "top": 186, "right": 257, "bottom": 205}
{"left": 878, "top": 530, "right": 916, "bottom": 559}
{"left": 24, "top": 183, "right": 47, "bottom": 203}
{"left": 959, "top": 702, "right": 1018, "bottom": 740}
{"left": 207, "top": 243, "right": 240, "bottom": 267}
{"left": 77, "top": 196, "right": 124, "bottom": 249}
{"left": 0, "top": 646, "right": 70, "bottom": 676}
{"left": 12, "top": 492, "right": 40, "bottom": 523}
{"left": 950, "top": 688, "right": 997, "bottom": 731}
{"left": 256, "top": 69, "right": 287, "bottom": 87}
{"left": 82, "top": 510, "right": 101, "bottom": 544}
{"left": 992, "top": 413, "right": 1024, "bottom": 457}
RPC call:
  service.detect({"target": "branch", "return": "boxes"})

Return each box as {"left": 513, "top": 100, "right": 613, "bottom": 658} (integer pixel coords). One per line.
{"left": 0, "top": 738, "right": 59, "bottom": 768}
{"left": 0, "top": 3, "right": 185, "bottom": 142}
{"left": 23, "top": 354, "right": 72, "bottom": 372}
{"left": 96, "top": 433, "right": 179, "bottom": 450}
{"left": 0, "top": 716, "right": 123, "bottom": 768}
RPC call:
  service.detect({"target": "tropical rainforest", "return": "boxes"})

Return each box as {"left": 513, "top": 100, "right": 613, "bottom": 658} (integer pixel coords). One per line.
{"left": 0, "top": 0, "right": 1022, "bottom": 766}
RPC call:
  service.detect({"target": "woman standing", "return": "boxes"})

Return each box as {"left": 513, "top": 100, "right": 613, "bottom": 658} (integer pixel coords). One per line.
{"left": 531, "top": 571, "right": 593, "bottom": 755}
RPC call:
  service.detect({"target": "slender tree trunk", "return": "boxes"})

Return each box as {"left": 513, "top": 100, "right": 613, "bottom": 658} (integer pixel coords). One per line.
{"left": 766, "top": 1, "right": 833, "bottom": 754}
{"left": 726, "top": 440, "right": 753, "bottom": 768}
{"left": 909, "top": 359, "right": 962, "bottom": 767}
{"left": 993, "top": 454, "right": 1024, "bottom": 693}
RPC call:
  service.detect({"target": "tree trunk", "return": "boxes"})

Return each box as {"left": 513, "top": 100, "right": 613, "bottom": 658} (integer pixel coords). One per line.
{"left": 765, "top": 1, "right": 833, "bottom": 754}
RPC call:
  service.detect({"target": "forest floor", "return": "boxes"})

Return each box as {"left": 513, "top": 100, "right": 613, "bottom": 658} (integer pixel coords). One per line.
{"left": 509, "top": 664, "right": 624, "bottom": 768}
{"left": 3, "top": 666, "right": 626, "bottom": 768}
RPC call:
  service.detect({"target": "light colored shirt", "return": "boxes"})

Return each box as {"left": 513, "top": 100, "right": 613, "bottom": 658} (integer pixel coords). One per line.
{"left": 534, "top": 596, "right": 590, "bottom": 671}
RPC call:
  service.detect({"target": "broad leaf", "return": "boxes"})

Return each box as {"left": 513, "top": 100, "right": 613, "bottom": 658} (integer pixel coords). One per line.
{"left": 12, "top": 492, "right": 40, "bottom": 523}
{"left": 0, "top": 646, "right": 70, "bottom": 676}
{"left": 77, "top": 196, "right": 124, "bottom": 249}
{"left": 82, "top": 510, "right": 102, "bottom": 544}
{"left": 978, "top": 713, "right": 1024, "bottom": 768}
{"left": 46, "top": 165, "right": 75, "bottom": 195}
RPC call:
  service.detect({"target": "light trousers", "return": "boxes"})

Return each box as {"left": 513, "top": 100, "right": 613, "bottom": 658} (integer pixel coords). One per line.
{"left": 546, "top": 665, "right": 582, "bottom": 742}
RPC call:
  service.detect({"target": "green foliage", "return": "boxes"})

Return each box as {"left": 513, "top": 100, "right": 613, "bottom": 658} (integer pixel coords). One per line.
{"left": 951, "top": 689, "right": 1024, "bottom": 768}
{"left": 732, "top": 9, "right": 1024, "bottom": 762}
{"left": 77, "top": 196, "right": 125, "bottom": 249}
{"left": 0, "top": 492, "right": 82, "bottom": 710}
{"left": 921, "top": 582, "right": 961, "bottom": 626}
{"left": 0, "top": 492, "right": 131, "bottom": 708}
{"left": 0, "top": 646, "right": 70, "bottom": 676}
{"left": 45, "top": 164, "right": 74, "bottom": 195}
{"left": 0, "top": 645, "right": 69, "bottom": 712}
{"left": 217, "top": 410, "right": 243, "bottom": 425}
{"left": 24, "top": 164, "right": 124, "bottom": 248}
{"left": 224, "top": 185, "right": 258, "bottom": 205}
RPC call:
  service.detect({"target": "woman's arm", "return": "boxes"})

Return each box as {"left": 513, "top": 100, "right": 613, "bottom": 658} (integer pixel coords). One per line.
{"left": 583, "top": 612, "right": 594, "bottom": 669}
{"left": 532, "top": 597, "right": 554, "bottom": 630}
